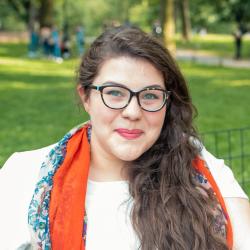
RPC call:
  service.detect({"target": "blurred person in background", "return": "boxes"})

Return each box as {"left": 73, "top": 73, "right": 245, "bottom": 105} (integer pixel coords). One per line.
{"left": 76, "top": 25, "right": 85, "bottom": 56}
{"left": 28, "top": 22, "right": 40, "bottom": 58}
{"left": 51, "top": 26, "right": 63, "bottom": 63}
{"left": 40, "top": 26, "right": 51, "bottom": 57}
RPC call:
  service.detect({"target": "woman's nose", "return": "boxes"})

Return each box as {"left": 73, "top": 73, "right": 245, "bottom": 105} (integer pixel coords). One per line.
{"left": 121, "top": 96, "right": 142, "bottom": 120}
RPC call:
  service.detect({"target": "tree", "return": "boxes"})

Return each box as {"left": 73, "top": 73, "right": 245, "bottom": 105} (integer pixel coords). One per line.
{"left": 39, "top": 0, "right": 54, "bottom": 27}
{"left": 215, "top": 0, "right": 250, "bottom": 59}
{"left": 179, "top": 0, "right": 191, "bottom": 41}
{"left": 1, "top": 0, "right": 53, "bottom": 30}
{"left": 189, "top": 0, "right": 250, "bottom": 59}
{"left": 162, "top": 0, "right": 176, "bottom": 54}
{"left": 4, "top": 0, "right": 31, "bottom": 26}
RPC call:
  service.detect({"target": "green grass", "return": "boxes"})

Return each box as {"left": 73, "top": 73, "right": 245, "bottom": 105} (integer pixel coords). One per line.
{"left": 0, "top": 43, "right": 87, "bottom": 166}
{"left": 181, "top": 62, "right": 250, "bottom": 195}
{"left": 0, "top": 42, "right": 249, "bottom": 195}
{"left": 181, "top": 62, "right": 250, "bottom": 130}
{"left": 176, "top": 33, "right": 250, "bottom": 59}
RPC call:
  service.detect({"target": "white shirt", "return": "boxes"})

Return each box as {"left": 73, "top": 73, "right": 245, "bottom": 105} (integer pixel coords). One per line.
{"left": 0, "top": 145, "right": 248, "bottom": 249}
{"left": 85, "top": 180, "right": 139, "bottom": 250}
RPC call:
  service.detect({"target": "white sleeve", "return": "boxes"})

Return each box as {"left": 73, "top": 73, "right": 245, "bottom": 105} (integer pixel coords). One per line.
{"left": 0, "top": 153, "right": 34, "bottom": 249}
{"left": 201, "top": 147, "right": 249, "bottom": 199}
{"left": 0, "top": 146, "right": 53, "bottom": 250}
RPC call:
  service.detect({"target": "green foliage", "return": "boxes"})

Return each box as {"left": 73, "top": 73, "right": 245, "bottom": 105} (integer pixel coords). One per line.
{"left": 130, "top": 0, "right": 160, "bottom": 32}
{"left": 189, "top": 0, "right": 220, "bottom": 31}
{"left": 189, "top": 0, "right": 250, "bottom": 32}
{"left": 1, "top": 0, "right": 249, "bottom": 36}
{"left": 53, "top": 0, "right": 158, "bottom": 36}
{"left": 214, "top": 0, "right": 250, "bottom": 24}
{"left": 0, "top": 1, "right": 26, "bottom": 30}
{"left": 0, "top": 0, "right": 158, "bottom": 35}
{"left": 81, "top": 0, "right": 116, "bottom": 35}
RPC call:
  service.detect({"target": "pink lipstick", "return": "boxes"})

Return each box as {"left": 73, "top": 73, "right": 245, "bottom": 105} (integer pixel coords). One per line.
{"left": 115, "top": 128, "right": 143, "bottom": 140}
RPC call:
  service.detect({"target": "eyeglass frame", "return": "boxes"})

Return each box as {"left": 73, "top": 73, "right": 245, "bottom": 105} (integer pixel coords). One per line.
{"left": 86, "top": 83, "right": 171, "bottom": 112}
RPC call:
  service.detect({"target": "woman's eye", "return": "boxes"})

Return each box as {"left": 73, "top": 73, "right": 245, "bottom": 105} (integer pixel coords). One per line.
{"left": 106, "top": 90, "right": 123, "bottom": 96}
{"left": 143, "top": 93, "right": 159, "bottom": 100}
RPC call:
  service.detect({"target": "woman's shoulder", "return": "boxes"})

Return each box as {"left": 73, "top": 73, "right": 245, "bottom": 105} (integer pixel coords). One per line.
{"left": 0, "top": 144, "right": 56, "bottom": 249}
{"left": 1, "top": 144, "right": 56, "bottom": 173}
{"left": 0, "top": 143, "right": 57, "bottom": 206}
{"left": 0, "top": 144, "right": 57, "bottom": 197}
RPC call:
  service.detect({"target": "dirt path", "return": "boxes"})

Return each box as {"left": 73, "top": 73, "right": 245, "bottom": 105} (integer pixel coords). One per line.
{"left": 176, "top": 49, "right": 250, "bottom": 68}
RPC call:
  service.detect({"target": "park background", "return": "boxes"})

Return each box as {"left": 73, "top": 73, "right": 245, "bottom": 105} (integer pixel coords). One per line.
{"left": 0, "top": 0, "right": 250, "bottom": 195}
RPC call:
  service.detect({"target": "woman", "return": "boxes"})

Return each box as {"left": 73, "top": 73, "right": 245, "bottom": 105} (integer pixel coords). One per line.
{"left": 0, "top": 26, "right": 249, "bottom": 250}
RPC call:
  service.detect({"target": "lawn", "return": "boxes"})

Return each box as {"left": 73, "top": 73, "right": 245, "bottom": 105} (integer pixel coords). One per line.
{"left": 181, "top": 62, "right": 250, "bottom": 194}
{"left": 176, "top": 33, "right": 250, "bottom": 60}
{"left": 0, "top": 42, "right": 249, "bottom": 195}
{"left": 0, "top": 43, "right": 86, "bottom": 166}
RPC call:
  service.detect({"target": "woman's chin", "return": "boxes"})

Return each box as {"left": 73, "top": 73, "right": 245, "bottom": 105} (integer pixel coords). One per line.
{"left": 112, "top": 148, "right": 143, "bottom": 162}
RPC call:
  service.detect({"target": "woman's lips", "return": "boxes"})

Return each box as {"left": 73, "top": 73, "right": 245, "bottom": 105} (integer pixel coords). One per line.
{"left": 115, "top": 128, "right": 144, "bottom": 139}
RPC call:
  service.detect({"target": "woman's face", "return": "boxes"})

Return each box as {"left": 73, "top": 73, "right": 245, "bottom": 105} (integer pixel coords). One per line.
{"left": 79, "top": 56, "right": 166, "bottom": 164}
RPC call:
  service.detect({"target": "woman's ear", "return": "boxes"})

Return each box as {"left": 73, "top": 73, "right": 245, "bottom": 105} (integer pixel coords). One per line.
{"left": 77, "top": 84, "right": 90, "bottom": 113}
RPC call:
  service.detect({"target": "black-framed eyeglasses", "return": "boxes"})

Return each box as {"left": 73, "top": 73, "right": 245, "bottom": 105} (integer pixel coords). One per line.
{"left": 86, "top": 83, "right": 171, "bottom": 112}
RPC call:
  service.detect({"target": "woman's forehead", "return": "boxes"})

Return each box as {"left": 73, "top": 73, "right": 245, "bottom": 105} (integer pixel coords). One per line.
{"left": 94, "top": 56, "right": 165, "bottom": 89}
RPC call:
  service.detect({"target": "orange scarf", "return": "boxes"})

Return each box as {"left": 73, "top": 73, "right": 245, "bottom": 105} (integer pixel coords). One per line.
{"left": 49, "top": 127, "right": 90, "bottom": 249}
{"left": 49, "top": 126, "right": 233, "bottom": 249}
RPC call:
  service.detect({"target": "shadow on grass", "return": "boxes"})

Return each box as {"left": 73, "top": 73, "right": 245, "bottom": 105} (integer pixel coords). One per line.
{"left": 0, "top": 71, "right": 74, "bottom": 89}
{"left": 0, "top": 43, "right": 28, "bottom": 58}
{"left": 0, "top": 85, "right": 88, "bottom": 167}
{"left": 0, "top": 42, "right": 81, "bottom": 59}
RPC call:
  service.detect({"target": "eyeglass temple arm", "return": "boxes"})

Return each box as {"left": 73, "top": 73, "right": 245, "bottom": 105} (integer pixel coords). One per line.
{"left": 87, "top": 85, "right": 101, "bottom": 91}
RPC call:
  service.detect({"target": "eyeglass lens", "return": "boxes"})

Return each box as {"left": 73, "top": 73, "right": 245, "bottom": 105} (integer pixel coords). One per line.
{"left": 102, "top": 86, "right": 166, "bottom": 111}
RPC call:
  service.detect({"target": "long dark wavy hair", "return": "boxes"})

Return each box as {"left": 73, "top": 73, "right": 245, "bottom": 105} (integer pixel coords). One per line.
{"left": 77, "top": 26, "right": 229, "bottom": 250}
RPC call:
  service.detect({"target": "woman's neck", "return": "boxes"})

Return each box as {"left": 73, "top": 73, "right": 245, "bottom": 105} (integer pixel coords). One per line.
{"left": 89, "top": 144, "right": 127, "bottom": 182}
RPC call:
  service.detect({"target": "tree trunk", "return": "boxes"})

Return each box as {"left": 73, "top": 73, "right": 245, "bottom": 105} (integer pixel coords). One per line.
{"left": 180, "top": 0, "right": 191, "bottom": 41}
{"left": 163, "top": 0, "right": 176, "bottom": 55}
{"left": 28, "top": 0, "right": 37, "bottom": 31}
{"left": 39, "top": 0, "right": 53, "bottom": 27}
{"left": 160, "top": 0, "right": 166, "bottom": 33}
{"left": 63, "top": 0, "right": 69, "bottom": 35}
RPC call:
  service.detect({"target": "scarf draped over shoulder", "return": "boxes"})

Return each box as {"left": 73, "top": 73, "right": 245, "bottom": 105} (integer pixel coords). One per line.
{"left": 28, "top": 123, "right": 233, "bottom": 249}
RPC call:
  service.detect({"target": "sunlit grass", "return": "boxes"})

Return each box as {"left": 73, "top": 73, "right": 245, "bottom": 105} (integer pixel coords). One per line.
{"left": 176, "top": 33, "right": 250, "bottom": 59}
{"left": 180, "top": 62, "right": 250, "bottom": 194}
{"left": 0, "top": 44, "right": 86, "bottom": 166}
{"left": 180, "top": 62, "right": 250, "bottom": 130}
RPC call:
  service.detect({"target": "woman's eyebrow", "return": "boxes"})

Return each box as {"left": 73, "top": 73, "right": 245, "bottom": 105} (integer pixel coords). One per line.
{"left": 102, "top": 81, "right": 125, "bottom": 87}
{"left": 102, "top": 81, "right": 165, "bottom": 89}
{"left": 142, "top": 84, "right": 165, "bottom": 89}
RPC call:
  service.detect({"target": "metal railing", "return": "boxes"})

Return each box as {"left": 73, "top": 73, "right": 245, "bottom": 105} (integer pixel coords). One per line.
{"left": 201, "top": 127, "right": 250, "bottom": 194}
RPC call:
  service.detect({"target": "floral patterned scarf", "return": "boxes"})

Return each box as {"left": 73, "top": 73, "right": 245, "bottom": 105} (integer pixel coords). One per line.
{"left": 28, "top": 122, "right": 233, "bottom": 249}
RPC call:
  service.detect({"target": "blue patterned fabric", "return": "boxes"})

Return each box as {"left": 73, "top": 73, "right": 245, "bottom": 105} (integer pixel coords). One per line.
{"left": 28, "top": 123, "right": 88, "bottom": 249}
